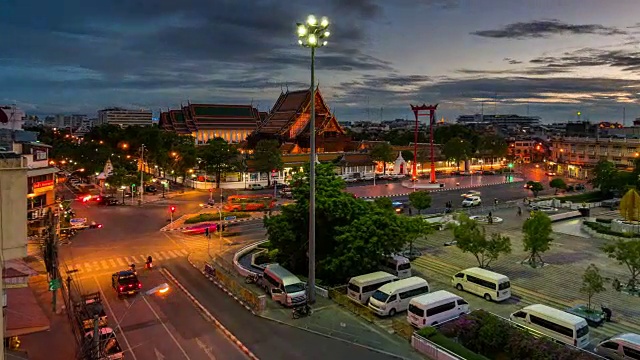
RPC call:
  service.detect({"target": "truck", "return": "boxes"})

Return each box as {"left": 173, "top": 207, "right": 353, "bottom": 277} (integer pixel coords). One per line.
{"left": 83, "top": 327, "right": 124, "bottom": 360}
{"left": 74, "top": 292, "right": 108, "bottom": 331}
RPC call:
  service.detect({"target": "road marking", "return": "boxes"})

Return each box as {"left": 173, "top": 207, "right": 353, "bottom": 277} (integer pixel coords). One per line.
{"left": 180, "top": 249, "right": 189, "bottom": 255}
{"left": 153, "top": 252, "right": 163, "bottom": 260}
{"left": 109, "top": 259, "right": 118, "bottom": 267}
{"left": 195, "top": 338, "right": 217, "bottom": 360}
{"left": 124, "top": 256, "right": 133, "bottom": 264}
{"left": 154, "top": 348, "right": 166, "bottom": 360}
{"left": 117, "top": 258, "right": 126, "bottom": 266}
{"left": 100, "top": 260, "right": 109, "bottom": 269}
{"left": 167, "top": 250, "right": 179, "bottom": 258}
{"left": 142, "top": 295, "right": 191, "bottom": 359}
{"left": 93, "top": 276, "right": 138, "bottom": 360}
{"left": 92, "top": 261, "right": 99, "bottom": 270}
{"left": 84, "top": 262, "right": 92, "bottom": 271}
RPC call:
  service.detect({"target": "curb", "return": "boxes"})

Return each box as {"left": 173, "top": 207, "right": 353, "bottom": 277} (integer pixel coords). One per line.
{"left": 359, "top": 179, "right": 525, "bottom": 199}
{"left": 186, "top": 254, "right": 257, "bottom": 314}
{"left": 160, "top": 267, "right": 260, "bottom": 360}
{"left": 160, "top": 216, "right": 261, "bottom": 232}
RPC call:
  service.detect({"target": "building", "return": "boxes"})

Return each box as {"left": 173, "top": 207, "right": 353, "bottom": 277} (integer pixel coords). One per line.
{"left": 251, "top": 88, "right": 351, "bottom": 152}
{"left": 0, "top": 106, "right": 26, "bottom": 131}
{"left": 97, "top": 108, "right": 153, "bottom": 127}
{"left": 457, "top": 114, "right": 541, "bottom": 128}
{"left": 549, "top": 136, "right": 640, "bottom": 178}
{"left": 159, "top": 104, "right": 261, "bottom": 144}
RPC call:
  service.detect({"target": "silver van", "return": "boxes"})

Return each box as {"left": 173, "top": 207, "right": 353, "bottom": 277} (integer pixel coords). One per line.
{"left": 594, "top": 333, "right": 640, "bottom": 360}
{"left": 262, "top": 264, "right": 307, "bottom": 307}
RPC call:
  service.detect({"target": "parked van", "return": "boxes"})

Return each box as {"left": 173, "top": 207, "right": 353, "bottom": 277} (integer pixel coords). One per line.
{"left": 347, "top": 271, "right": 398, "bottom": 304}
{"left": 381, "top": 255, "right": 412, "bottom": 279}
{"left": 510, "top": 304, "right": 590, "bottom": 348}
{"left": 594, "top": 333, "right": 640, "bottom": 360}
{"left": 368, "top": 277, "right": 429, "bottom": 316}
{"left": 451, "top": 267, "right": 511, "bottom": 302}
{"left": 262, "top": 264, "right": 307, "bottom": 307}
{"left": 407, "top": 290, "right": 470, "bottom": 328}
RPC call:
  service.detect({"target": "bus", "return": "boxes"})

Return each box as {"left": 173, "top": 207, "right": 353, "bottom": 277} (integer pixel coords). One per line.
{"left": 347, "top": 272, "right": 397, "bottom": 304}
{"left": 223, "top": 195, "right": 276, "bottom": 212}
{"left": 510, "top": 304, "right": 590, "bottom": 348}
{"left": 451, "top": 267, "right": 511, "bottom": 302}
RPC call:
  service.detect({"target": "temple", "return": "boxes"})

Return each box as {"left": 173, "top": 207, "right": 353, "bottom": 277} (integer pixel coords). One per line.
{"left": 159, "top": 104, "right": 262, "bottom": 144}
{"left": 248, "top": 88, "right": 351, "bottom": 153}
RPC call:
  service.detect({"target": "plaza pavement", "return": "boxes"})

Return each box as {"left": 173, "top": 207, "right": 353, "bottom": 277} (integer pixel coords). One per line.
{"left": 411, "top": 205, "right": 640, "bottom": 343}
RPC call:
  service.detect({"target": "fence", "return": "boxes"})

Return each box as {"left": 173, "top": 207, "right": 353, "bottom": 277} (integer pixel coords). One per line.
{"left": 327, "top": 286, "right": 377, "bottom": 323}
{"left": 411, "top": 334, "right": 463, "bottom": 360}
{"left": 207, "top": 258, "right": 267, "bottom": 313}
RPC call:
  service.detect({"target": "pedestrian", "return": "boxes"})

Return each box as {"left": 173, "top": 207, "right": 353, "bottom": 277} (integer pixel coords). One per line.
{"left": 613, "top": 278, "right": 621, "bottom": 291}
{"left": 517, "top": 206, "right": 522, "bottom": 216}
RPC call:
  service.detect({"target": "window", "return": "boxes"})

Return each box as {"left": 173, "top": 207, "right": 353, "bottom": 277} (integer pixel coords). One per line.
{"left": 455, "top": 273, "right": 464, "bottom": 278}
{"left": 467, "top": 275, "right": 497, "bottom": 290}
{"left": 371, "top": 291, "right": 389, "bottom": 303}
{"left": 408, "top": 304, "right": 424, "bottom": 317}
{"left": 498, "top": 282, "right": 511, "bottom": 290}
{"left": 265, "top": 273, "right": 279, "bottom": 287}
{"left": 362, "top": 281, "right": 391, "bottom": 293}
{"left": 398, "top": 263, "right": 411, "bottom": 271}
{"left": 623, "top": 346, "right": 640, "bottom": 360}
{"left": 599, "top": 341, "right": 618, "bottom": 350}
{"left": 457, "top": 299, "right": 468, "bottom": 306}
{"left": 399, "top": 285, "right": 429, "bottom": 299}
{"left": 576, "top": 325, "right": 589, "bottom": 338}
{"left": 426, "top": 302, "right": 456, "bottom": 317}
{"left": 529, "top": 315, "right": 573, "bottom": 337}
{"left": 347, "top": 283, "right": 360, "bottom": 293}
{"left": 512, "top": 311, "right": 526, "bottom": 319}
{"left": 387, "top": 294, "right": 397, "bottom": 302}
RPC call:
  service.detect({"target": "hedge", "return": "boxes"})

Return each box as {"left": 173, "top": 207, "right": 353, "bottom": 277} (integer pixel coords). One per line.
{"left": 595, "top": 218, "right": 613, "bottom": 224}
{"left": 583, "top": 221, "right": 640, "bottom": 238}
{"left": 417, "top": 327, "right": 490, "bottom": 360}
{"left": 184, "top": 212, "right": 251, "bottom": 224}
{"left": 559, "top": 191, "right": 609, "bottom": 203}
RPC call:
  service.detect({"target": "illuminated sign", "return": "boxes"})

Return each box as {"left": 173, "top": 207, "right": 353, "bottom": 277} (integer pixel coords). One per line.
{"left": 33, "top": 149, "right": 47, "bottom": 161}
{"left": 32, "top": 180, "right": 54, "bottom": 195}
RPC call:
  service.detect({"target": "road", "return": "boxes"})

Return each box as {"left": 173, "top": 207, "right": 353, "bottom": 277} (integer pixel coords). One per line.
{"left": 71, "top": 268, "right": 249, "bottom": 360}
{"left": 164, "top": 258, "right": 401, "bottom": 360}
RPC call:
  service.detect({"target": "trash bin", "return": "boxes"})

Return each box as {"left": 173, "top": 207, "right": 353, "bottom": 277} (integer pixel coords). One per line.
{"left": 578, "top": 207, "right": 590, "bottom": 217}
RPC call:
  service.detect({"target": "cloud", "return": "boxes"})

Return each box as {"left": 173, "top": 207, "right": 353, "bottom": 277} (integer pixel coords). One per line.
{"left": 529, "top": 48, "right": 640, "bottom": 72}
{"left": 472, "top": 19, "right": 626, "bottom": 39}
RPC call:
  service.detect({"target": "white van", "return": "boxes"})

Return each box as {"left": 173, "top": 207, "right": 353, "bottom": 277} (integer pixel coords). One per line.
{"left": 262, "top": 264, "right": 307, "bottom": 307}
{"left": 451, "top": 267, "right": 511, "bottom": 302}
{"left": 510, "top": 304, "right": 590, "bottom": 348}
{"left": 594, "top": 333, "right": 640, "bottom": 360}
{"left": 407, "top": 290, "right": 470, "bottom": 328}
{"left": 381, "top": 255, "right": 412, "bottom": 279}
{"left": 347, "top": 271, "right": 398, "bottom": 304}
{"left": 368, "top": 277, "right": 430, "bottom": 316}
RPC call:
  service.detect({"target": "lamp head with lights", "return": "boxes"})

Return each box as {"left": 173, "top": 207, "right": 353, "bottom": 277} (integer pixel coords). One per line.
{"left": 297, "top": 15, "right": 330, "bottom": 48}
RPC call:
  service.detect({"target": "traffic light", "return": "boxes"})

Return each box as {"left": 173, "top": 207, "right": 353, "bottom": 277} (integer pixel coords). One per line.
{"left": 271, "top": 169, "right": 276, "bottom": 178}
{"left": 170, "top": 206, "right": 176, "bottom": 213}
{"left": 508, "top": 163, "right": 514, "bottom": 168}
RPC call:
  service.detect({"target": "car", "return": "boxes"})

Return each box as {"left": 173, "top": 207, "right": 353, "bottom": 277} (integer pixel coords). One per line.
{"left": 461, "top": 196, "right": 482, "bottom": 207}
{"left": 575, "top": 184, "right": 586, "bottom": 191}
{"left": 524, "top": 183, "right": 532, "bottom": 189}
{"left": 145, "top": 185, "right": 157, "bottom": 194}
{"left": 97, "top": 196, "right": 119, "bottom": 206}
{"left": 206, "top": 198, "right": 216, "bottom": 206}
{"left": 481, "top": 170, "right": 496, "bottom": 175}
{"left": 111, "top": 270, "right": 141, "bottom": 297}
{"left": 280, "top": 190, "right": 293, "bottom": 199}
{"left": 392, "top": 201, "right": 405, "bottom": 214}
{"left": 461, "top": 190, "right": 481, "bottom": 198}
{"left": 247, "top": 184, "right": 264, "bottom": 190}
{"left": 545, "top": 171, "right": 557, "bottom": 176}
{"left": 345, "top": 177, "right": 359, "bottom": 183}
{"left": 182, "top": 223, "right": 217, "bottom": 235}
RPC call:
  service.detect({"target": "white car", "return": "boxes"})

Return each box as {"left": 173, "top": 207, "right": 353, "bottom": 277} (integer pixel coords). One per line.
{"left": 247, "top": 184, "right": 264, "bottom": 190}
{"left": 461, "top": 190, "right": 481, "bottom": 198}
{"left": 461, "top": 196, "right": 482, "bottom": 207}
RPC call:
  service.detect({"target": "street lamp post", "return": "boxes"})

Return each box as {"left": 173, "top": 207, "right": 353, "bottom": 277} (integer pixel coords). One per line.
{"left": 297, "top": 14, "right": 330, "bottom": 304}
{"left": 140, "top": 144, "right": 145, "bottom": 205}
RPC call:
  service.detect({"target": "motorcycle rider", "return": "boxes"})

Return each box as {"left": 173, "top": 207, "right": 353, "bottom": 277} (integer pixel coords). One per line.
{"left": 130, "top": 263, "right": 137, "bottom": 274}
{"left": 146, "top": 256, "right": 153, "bottom": 269}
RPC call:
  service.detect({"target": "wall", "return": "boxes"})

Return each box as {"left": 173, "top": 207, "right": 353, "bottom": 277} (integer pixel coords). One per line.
{"left": 0, "top": 167, "right": 28, "bottom": 260}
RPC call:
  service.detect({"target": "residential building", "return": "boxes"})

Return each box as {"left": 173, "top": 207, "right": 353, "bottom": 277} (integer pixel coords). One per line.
{"left": 549, "top": 136, "right": 640, "bottom": 178}
{"left": 97, "top": 108, "right": 153, "bottom": 127}
{"left": 159, "top": 104, "right": 261, "bottom": 144}
{"left": 0, "top": 106, "right": 26, "bottom": 131}
{"left": 457, "top": 114, "right": 541, "bottom": 128}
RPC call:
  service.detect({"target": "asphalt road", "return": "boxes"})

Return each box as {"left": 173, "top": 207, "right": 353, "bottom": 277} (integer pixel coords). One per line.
{"left": 71, "top": 269, "right": 248, "bottom": 360}
{"left": 164, "top": 258, "right": 401, "bottom": 360}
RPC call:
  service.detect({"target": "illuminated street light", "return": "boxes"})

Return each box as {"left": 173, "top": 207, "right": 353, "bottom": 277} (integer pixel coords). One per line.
{"left": 296, "top": 14, "right": 330, "bottom": 304}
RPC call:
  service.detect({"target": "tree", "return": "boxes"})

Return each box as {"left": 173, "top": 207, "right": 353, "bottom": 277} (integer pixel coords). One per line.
{"left": 590, "top": 160, "right": 619, "bottom": 195}
{"left": 620, "top": 188, "right": 640, "bottom": 221}
{"left": 369, "top": 142, "right": 395, "bottom": 174}
{"left": 580, "top": 264, "right": 605, "bottom": 310}
{"left": 404, "top": 216, "right": 433, "bottom": 259}
{"left": 198, "top": 138, "right": 239, "bottom": 188}
{"left": 526, "top": 181, "right": 544, "bottom": 197}
{"left": 522, "top": 211, "right": 553, "bottom": 268}
{"left": 478, "top": 135, "right": 508, "bottom": 167}
{"left": 373, "top": 197, "right": 394, "bottom": 212}
{"left": 602, "top": 239, "right": 640, "bottom": 291}
{"left": 408, "top": 191, "right": 432, "bottom": 215}
{"left": 401, "top": 150, "right": 414, "bottom": 164}
{"left": 453, "top": 214, "right": 512, "bottom": 268}
{"left": 442, "top": 137, "right": 472, "bottom": 170}
{"left": 106, "top": 166, "right": 137, "bottom": 195}
{"left": 549, "top": 178, "right": 566, "bottom": 194}
{"left": 253, "top": 139, "right": 283, "bottom": 186}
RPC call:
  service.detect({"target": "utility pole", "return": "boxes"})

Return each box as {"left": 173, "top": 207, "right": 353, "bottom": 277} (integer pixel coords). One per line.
{"left": 93, "top": 314, "right": 100, "bottom": 358}
{"left": 140, "top": 144, "right": 145, "bottom": 205}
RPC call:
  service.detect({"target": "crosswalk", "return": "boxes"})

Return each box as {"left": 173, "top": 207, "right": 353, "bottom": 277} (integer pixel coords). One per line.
{"left": 62, "top": 249, "right": 189, "bottom": 274}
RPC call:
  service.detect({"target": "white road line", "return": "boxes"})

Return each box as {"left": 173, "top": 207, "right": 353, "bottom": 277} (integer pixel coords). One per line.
{"left": 133, "top": 255, "right": 144, "bottom": 263}
{"left": 92, "top": 276, "right": 138, "bottom": 360}
{"left": 142, "top": 295, "right": 191, "bottom": 359}
{"left": 100, "top": 260, "right": 109, "bottom": 269}
{"left": 116, "top": 258, "right": 126, "bottom": 266}
{"left": 84, "top": 263, "right": 92, "bottom": 271}
{"left": 180, "top": 249, "right": 189, "bottom": 255}
{"left": 92, "top": 261, "right": 100, "bottom": 270}
{"left": 167, "top": 250, "right": 179, "bottom": 258}
{"left": 124, "top": 257, "right": 133, "bottom": 264}
{"left": 109, "top": 259, "right": 118, "bottom": 268}
{"left": 153, "top": 252, "right": 163, "bottom": 260}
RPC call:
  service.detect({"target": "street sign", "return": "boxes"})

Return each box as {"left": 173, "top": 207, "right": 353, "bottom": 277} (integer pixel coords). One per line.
{"left": 70, "top": 218, "right": 87, "bottom": 228}
{"left": 224, "top": 216, "right": 236, "bottom": 221}
{"left": 48, "top": 278, "right": 61, "bottom": 291}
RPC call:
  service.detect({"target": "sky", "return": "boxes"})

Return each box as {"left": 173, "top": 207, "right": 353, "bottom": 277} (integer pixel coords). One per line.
{"left": 2, "top": 0, "right": 640, "bottom": 123}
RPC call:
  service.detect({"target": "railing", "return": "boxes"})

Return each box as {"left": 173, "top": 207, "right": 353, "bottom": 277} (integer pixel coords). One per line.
{"left": 411, "top": 334, "right": 463, "bottom": 360}
{"left": 206, "top": 257, "right": 267, "bottom": 313}
{"left": 327, "top": 286, "right": 377, "bottom": 323}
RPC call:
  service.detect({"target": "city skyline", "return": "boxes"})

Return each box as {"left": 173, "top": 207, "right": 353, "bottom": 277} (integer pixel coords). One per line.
{"left": 2, "top": 0, "right": 640, "bottom": 123}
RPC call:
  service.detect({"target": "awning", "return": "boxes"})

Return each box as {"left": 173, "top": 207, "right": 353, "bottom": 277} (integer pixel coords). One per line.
{"left": 4, "top": 287, "right": 50, "bottom": 337}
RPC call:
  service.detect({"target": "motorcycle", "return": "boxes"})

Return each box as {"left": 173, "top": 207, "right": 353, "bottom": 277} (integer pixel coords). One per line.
{"left": 130, "top": 264, "right": 137, "bottom": 275}
{"left": 292, "top": 303, "right": 312, "bottom": 319}
{"left": 601, "top": 304, "right": 612, "bottom": 322}
{"left": 145, "top": 256, "right": 153, "bottom": 270}
{"left": 245, "top": 272, "right": 262, "bottom": 284}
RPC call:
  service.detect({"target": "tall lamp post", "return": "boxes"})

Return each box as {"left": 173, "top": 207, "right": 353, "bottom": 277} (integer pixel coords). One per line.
{"left": 297, "top": 14, "right": 330, "bottom": 304}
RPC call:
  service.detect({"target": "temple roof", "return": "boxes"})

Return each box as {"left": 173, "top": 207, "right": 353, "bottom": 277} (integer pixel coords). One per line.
{"left": 336, "top": 154, "right": 376, "bottom": 167}
{"left": 183, "top": 104, "right": 259, "bottom": 130}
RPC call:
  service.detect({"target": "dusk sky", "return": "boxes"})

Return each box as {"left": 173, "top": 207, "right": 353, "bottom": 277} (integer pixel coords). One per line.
{"left": 2, "top": 0, "right": 640, "bottom": 123}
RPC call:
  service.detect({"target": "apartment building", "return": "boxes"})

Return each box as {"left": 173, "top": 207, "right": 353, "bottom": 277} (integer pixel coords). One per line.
{"left": 97, "top": 108, "right": 153, "bottom": 127}
{"left": 550, "top": 136, "right": 640, "bottom": 179}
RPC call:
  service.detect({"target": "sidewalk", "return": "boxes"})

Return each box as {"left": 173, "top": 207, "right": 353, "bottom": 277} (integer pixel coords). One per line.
{"left": 19, "top": 259, "right": 77, "bottom": 360}
{"left": 187, "top": 248, "right": 421, "bottom": 359}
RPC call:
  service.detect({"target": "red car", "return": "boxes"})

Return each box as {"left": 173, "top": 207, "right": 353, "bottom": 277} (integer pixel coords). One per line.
{"left": 182, "top": 223, "right": 217, "bottom": 235}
